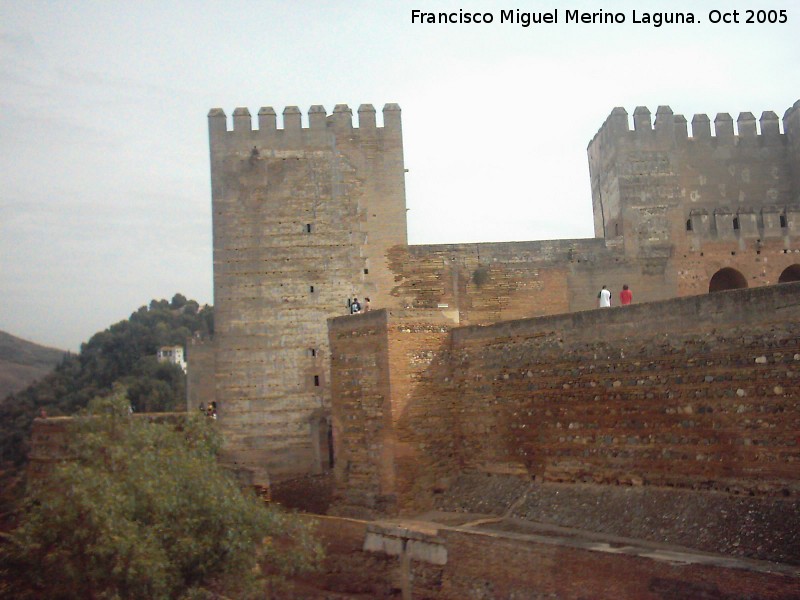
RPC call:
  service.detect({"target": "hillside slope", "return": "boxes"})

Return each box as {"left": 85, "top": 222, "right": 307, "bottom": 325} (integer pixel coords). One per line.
{"left": 0, "top": 331, "right": 65, "bottom": 401}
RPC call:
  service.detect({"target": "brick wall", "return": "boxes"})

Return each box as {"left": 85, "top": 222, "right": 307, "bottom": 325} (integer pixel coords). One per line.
{"left": 28, "top": 413, "right": 189, "bottom": 483}
{"left": 389, "top": 239, "right": 682, "bottom": 319}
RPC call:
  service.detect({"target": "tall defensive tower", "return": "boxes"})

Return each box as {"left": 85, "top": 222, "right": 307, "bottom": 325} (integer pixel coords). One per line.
{"left": 588, "top": 102, "right": 800, "bottom": 256}
{"left": 208, "top": 103, "right": 407, "bottom": 484}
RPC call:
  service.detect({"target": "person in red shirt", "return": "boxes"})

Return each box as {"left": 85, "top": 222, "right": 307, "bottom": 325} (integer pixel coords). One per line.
{"left": 620, "top": 284, "right": 633, "bottom": 305}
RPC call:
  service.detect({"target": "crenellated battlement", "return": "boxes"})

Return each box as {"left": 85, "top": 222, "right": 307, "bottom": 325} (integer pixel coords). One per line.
{"left": 590, "top": 101, "right": 799, "bottom": 148}
{"left": 208, "top": 103, "right": 401, "bottom": 136}
{"left": 588, "top": 99, "right": 800, "bottom": 245}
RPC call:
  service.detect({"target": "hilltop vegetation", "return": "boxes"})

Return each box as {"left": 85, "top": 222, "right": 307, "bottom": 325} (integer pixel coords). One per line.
{"left": 0, "top": 294, "right": 213, "bottom": 467}
{"left": 0, "top": 332, "right": 65, "bottom": 401}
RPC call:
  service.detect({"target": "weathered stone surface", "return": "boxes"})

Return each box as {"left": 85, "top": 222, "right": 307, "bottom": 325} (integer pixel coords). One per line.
{"left": 208, "top": 105, "right": 407, "bottom": 483}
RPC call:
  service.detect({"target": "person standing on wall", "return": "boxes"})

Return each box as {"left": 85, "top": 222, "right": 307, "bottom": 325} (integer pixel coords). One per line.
{"left": 620, "top": 284, "right": 633, "bottom": 306}
{"left": 350, "top": 297, "right": 362, "bottom": 314}
{"left": 598, "top": 285, "right": 611, "bottom": 308}
{"left": 363, "top": 297, "right": 371, "bottom": 312}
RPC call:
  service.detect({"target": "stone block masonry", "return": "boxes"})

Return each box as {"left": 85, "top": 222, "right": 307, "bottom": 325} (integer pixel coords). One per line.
{"left": 208, "top": 104, "right": 407, "bottom": 484}
{"left": 588, "top": 101, "right": 800, "bottom": 256}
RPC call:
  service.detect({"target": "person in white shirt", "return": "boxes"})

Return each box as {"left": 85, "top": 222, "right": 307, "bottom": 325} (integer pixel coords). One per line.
{"left": 598, "top": 285, "right": 611, "bottom": 308}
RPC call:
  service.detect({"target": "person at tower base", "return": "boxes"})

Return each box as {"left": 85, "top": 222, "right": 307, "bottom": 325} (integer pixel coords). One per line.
{"left": 598, "top": 285, "right": 611, "bottom": 308}
{"left": 620, "top": 284, "right": 633, "bottom": 306}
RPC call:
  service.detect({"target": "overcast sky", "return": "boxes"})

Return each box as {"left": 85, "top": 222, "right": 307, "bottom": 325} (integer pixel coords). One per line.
{"left": 1, "top": 0, "right": 798, "bottom": 351}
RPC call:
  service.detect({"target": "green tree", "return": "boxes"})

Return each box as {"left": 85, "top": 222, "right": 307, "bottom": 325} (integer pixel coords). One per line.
{"left": 170, "top": 293, "right": 188, "bottom": 310}
{"left": 0, "top": 388, "right": 321, "bottom": 599}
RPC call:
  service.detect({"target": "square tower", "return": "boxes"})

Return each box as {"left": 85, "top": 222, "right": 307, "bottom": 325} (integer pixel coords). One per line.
{"left": 208, "top": 103, "right": 407, "bottom": 484}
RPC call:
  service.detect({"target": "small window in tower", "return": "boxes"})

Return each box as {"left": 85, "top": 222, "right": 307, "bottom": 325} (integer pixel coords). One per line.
{"left": 780, "top": 215, "right": 787, "bottom": 228}
{"left": 686, "top": 219, "right": 693, "bottom": 232}
{"left": 314, "top": 375, "right": 320, "bottom": 387}
{"left": 310, "top": 285, "right": 315, "bottom": 293}
{"left": 306, "top": 224, "right": 312, "bottom": 233}
{"left": 309, "top": 348, "right": 317, "bottom": 357}
{"left": 732, "top": 217, "right": 740, "bottom": 231}
{"left": 363, "top": 268, "right": 369, "bottom": 275}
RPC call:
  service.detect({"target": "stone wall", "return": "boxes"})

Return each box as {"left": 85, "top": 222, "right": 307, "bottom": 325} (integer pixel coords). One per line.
{"left": 389, "top": 239, "right": 683, "bottom": 321}
{"left": 205, "top": 99, "right": 800, "bottom": 488}
{"left": 388, "top": 239, "right": 800, "bottom": 332}
{"left": 447, "top": 283, "right": 800, "bottom": 496}
{"left": 27, "top": 413, "right": 188, "bottom": 483}
{"left": 330, "top": 282, "right": 800, "bottom": 514}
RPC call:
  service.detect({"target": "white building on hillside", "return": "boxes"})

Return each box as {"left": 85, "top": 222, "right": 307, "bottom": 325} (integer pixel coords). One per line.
{"left": 157, "top": 345, "right": 187, "bottom": 373}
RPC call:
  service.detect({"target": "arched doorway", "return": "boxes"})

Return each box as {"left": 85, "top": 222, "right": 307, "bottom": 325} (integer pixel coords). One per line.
{"left": 709, "top": 267, "right": 748, "bottom": 292}
{"left": 778, "top": 264, "right": 800, "bottom": 283}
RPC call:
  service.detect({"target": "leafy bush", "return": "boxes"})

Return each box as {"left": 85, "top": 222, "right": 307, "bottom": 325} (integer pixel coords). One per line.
{"left": 0, "top": 388, "right": 321, "bottom": 599}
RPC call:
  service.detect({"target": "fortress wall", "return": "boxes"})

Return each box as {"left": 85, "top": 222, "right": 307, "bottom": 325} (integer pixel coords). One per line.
{"left": 208, "top": 104, "right": 407, "bottom": 482}
{"left": 588, "top": 103, "right": 799, "bottom": 255}
{"left": 384, "top": 311, "right": 455, "bottom": 514}
{"left": 390, "top": 239, "right": 680, "bottom": 320}
{"left": 786, "top": 100, "right": 800, "bottom": 203}
{"left": 330, "top": 283, "right": 800, "bottom": 516}
{"left": 329, "top": 310, "right": 393, "bottom": 512}
{"left": 675, "top": 239, "right": 800, "bottom": 296}
{"left": 27, "top": 417, "right": 73, "bottom": 482}
{"left": 28, "top": 413, "right": 189, "bottom": 483}
{"left": 448, "top": 282, "right": 800, "bottom": 495}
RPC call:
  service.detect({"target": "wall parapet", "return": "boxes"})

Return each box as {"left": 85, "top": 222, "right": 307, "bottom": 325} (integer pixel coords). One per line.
{"left": 208, "top": 103, "right": 401, "bottom": 135}
{"left": 590, "top": 101, "right": 800, "bottom": 149}
{"left": 452, "top": 280, "right": 800, "bottom": 345}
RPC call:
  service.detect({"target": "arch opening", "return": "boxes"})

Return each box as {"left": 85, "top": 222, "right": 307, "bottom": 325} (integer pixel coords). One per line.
{"left": 709, "top": 267, "right": 747, "bottom": 293}
{"left": 778, "top": 264, "right": 800, "bottom": 283}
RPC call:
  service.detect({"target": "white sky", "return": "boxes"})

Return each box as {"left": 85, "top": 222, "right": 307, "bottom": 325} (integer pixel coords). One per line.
{"left": 1, "top": 0, "right": 798, "bottom": 351}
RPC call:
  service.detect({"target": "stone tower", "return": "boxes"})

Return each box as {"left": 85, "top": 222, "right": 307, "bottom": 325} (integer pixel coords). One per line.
{"left": 587, "top": 101, "right": 800, "bottom": 258}
{"left": 207, "top": 103, "right": 407, "bottom": 484}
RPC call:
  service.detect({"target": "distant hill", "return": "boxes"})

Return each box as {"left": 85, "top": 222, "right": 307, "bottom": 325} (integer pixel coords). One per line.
{"left": 0, "top": 331, "right": 65, "bottom": 401}
{"left": 0, "top": 295, "right": 213, "bottom": 467}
